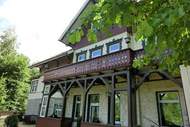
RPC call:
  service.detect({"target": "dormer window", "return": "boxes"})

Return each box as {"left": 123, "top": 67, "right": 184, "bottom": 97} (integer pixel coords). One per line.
{"left": 44, "top": 64, "right": 49, "bottom": 69}
{"left": 77, "top": 51, "right": 86, "bottom": 62}
{"left": 107, "top": 39, "right": 122, "bottom": 53}
{"left": 90, "top": 46, "right": 103, "bottom": 58}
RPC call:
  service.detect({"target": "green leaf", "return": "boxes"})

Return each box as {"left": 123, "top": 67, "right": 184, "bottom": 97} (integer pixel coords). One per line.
{"left": 136, "top": 21, "right": 153, "bottom": 40}
{"left": 178, "top": 6, "right": 185, "bottom": 17}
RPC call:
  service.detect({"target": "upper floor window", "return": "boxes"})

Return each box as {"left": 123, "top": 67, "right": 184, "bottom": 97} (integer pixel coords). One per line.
{"left": 107, "top": 39, "right": 122, "bottom": 53}
{"left": 90, "top": 46, "right": 103, "bottom": 58}
{"left": 77, "top": 52, "right": 86, "bottom": 62}
{"left": 30, "top": 80, "right": 38, "bottom": 93}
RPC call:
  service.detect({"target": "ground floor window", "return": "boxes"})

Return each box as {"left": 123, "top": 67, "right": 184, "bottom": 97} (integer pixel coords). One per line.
{"left": 157, "top": 91, "right": 183, "bottom": 127}
{"left": 72, "top": 95, "right": 81, "bottom": 120}
{"left": 53, "top": 103, "right": 63, "bottom": 118}
{"left": 47, "top": 90, "right": 63, "bottom": 118}
{"left": 115, "top": 93, "right": 121, "bottom": 125}
{"left": 88, "top": 94, "right": 100, "bottom": 123}
{"left": 40, "top": 96, "right": 48, "bottom": 117}
{"left": 114, "top": 91, "right": 128, "bottom": 126}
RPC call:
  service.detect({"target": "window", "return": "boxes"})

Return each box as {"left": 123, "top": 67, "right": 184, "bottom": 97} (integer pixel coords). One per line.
{"left": 47, "top": 90, "right": 63, "bottom": 118}
{"left": 115, "top": 93, "right": 121, "bottom": 125}
{"left": 157, "top": 91, "right": 183, "bottom": 127}
{"left": 88, "top": 94, "right": 100, "bottom": 123}
{"left": 73, "top": 95, "right": 81, "bottom": 119}
{"left": 90, "top": 46, "right": 103, "bottom": 58}
{"left": 30, "top": 80, "right": 38, "bottom": 93}
{"left": 44, "top": 85, "right": 50, "bottom": 94}
{"left": 40, "top": 96, "right": 48, "bottom": 117}
{"left": 77, "top": 52, "right": 86, "bottom": 62}
{"left": 107, "top": 39, "right": 121, "bottom": 53}
{"left": 53, "top": 104, "right": 63, "bottom": 118}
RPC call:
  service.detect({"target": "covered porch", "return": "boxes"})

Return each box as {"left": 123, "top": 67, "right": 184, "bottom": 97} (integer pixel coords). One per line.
{"left": 36, "top": 69, "right": 189, "bottom": 127}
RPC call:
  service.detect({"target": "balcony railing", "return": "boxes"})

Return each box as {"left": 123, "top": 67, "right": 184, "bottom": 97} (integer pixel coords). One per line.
{"left": 44, "top": 49, "right": 133, "bottom": 81}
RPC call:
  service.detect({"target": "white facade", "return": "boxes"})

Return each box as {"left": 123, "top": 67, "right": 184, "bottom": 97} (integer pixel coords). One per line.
{"left": 25, "top": 76, "right": 44, "bottom": 116}
{"left": 63, "top": 80, "right": 189, "bottom": 127}
{"left": 180, "top": 65, "right": 190, "bottom": 123}
{"left": 73, "top": 32, "right": 143, "bottom": 63}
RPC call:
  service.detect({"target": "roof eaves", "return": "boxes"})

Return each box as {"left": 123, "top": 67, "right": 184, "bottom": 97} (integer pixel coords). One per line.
{"left": 31, "top": 49, "right": 73, "bottom": 68}
{"left": 58, "top": 0, "right": 91, "bottom": 44}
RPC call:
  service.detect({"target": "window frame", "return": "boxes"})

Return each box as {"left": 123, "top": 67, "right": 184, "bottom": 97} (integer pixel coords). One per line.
{"left": 76, "top": 51, "right": 87, "bottom": 62}
{"left": 156, "top": 91, "right": 184, "bottom": 127}
{"left": 72, "top": 95, "right": 81, "bottom": 120}
{"left": 89, "top": 46, "right": 103, "bottom": 59}
{"left": 106, "top": 39, "right": 122, "bottom": 54}
{"left": 44, "top": 85, "right": 50, "bottom": 94}
{"left": 30, "top": 79, "right": 38, "bottom": 93}
{"left": 53, "top": 103, "right": 63, "bottom": 118}
{"left": 40, "top": 95, "right": 48, "bottom": 117}
{"left": 87, "top": 94, "right": 100, "bottom": 123}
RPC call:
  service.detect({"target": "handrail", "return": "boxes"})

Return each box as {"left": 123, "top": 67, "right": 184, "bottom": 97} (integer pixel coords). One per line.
{"left": 44, "top": 49, "right": 133, "bottom": 81}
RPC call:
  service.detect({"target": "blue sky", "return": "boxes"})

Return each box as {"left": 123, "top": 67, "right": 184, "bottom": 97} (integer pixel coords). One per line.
{"left": 0, "top": 0, "right": 6, "bottom": 6}
{"left": 0, "top": 18, "right": 10, "bottom": 31}
{"left": 0, "top": 0, "right": 85, "bottom": 64}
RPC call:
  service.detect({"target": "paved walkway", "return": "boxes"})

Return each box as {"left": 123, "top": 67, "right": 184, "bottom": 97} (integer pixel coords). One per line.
{"left": 19, "top": 122, "right": 36, "bottom": 127}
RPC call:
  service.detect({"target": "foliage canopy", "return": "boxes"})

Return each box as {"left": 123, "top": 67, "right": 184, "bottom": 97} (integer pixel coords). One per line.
{"left": 68, "top": 0, "right": 190, "bottom": 74}
{"left": 0, "top": 30, "right": 33, "bottom": 112}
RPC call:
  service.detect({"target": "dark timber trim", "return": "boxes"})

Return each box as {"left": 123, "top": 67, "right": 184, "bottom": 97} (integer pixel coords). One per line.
{"left": 127, "top": 69, "right": 137, "bottom": 127}
{"left": 42, "top": 70, "right": 130, "bottom": 126}
{"left": 135, "top": 69, "right": 183, "bottom": 90}
{"left": 110, "top": 75, "right": 115, "bottom": 125}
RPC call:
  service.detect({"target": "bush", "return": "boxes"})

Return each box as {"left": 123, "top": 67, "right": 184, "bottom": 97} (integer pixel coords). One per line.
{"left": 4, "top": 115, "right": 19, "bottom": 127}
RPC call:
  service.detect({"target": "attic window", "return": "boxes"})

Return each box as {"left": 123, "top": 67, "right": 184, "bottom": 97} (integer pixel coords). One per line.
{"left": 44, "top": 64, "right": 49, "bottom": 69}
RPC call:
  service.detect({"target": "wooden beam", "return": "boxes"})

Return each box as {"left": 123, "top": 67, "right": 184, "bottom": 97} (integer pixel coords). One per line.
{"left": 110, "top": 75, "right": 115, "bottom": 125}
{"left": 127, "top": 70, "right": 137, "bottom": 127}
{"left": 82, "top": 80, "right": 87, "bottom": 122}
{"left": 158, "top": 70, "right": 183, "bottom": 88}
{"left": 135, "top": 70, "right": 155, "bottom": 90}
{"left": 86, "top": 78, "right": 97, "bottom": 92}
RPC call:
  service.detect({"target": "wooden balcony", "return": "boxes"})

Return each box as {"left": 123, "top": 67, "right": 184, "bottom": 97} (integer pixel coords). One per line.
{"left": 44, "top": 49, "right": 133, "bottom": 81}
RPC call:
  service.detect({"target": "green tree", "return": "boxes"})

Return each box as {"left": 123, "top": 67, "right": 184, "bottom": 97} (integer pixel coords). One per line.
{"left": 69, "top": 0, "right": 190, "bottom": 74}
{"left": 0, "top": 29, "right": 31, "bottom": 112}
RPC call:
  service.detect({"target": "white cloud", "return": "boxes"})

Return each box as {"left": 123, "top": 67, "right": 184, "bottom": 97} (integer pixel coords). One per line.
{"left": 0, "top": 0, "right": 85, "bottom": 64}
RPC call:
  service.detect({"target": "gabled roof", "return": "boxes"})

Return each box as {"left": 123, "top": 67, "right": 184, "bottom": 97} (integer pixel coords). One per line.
{"left": 31, "top": 49, "right": 73, "bottom": 67}
{"left": 58, "top": 0, "right": 92, "bottom": 45}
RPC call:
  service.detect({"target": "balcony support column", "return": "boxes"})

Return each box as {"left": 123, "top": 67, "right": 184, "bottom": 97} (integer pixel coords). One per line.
{"left": 110, "top": 75, "right": 115, "bottom": 125}
{"left": 82, "top": 90, "right": 88, "bottom": 122}
{"left": 127, "top": 69, "right": 137, "bottom": 127}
